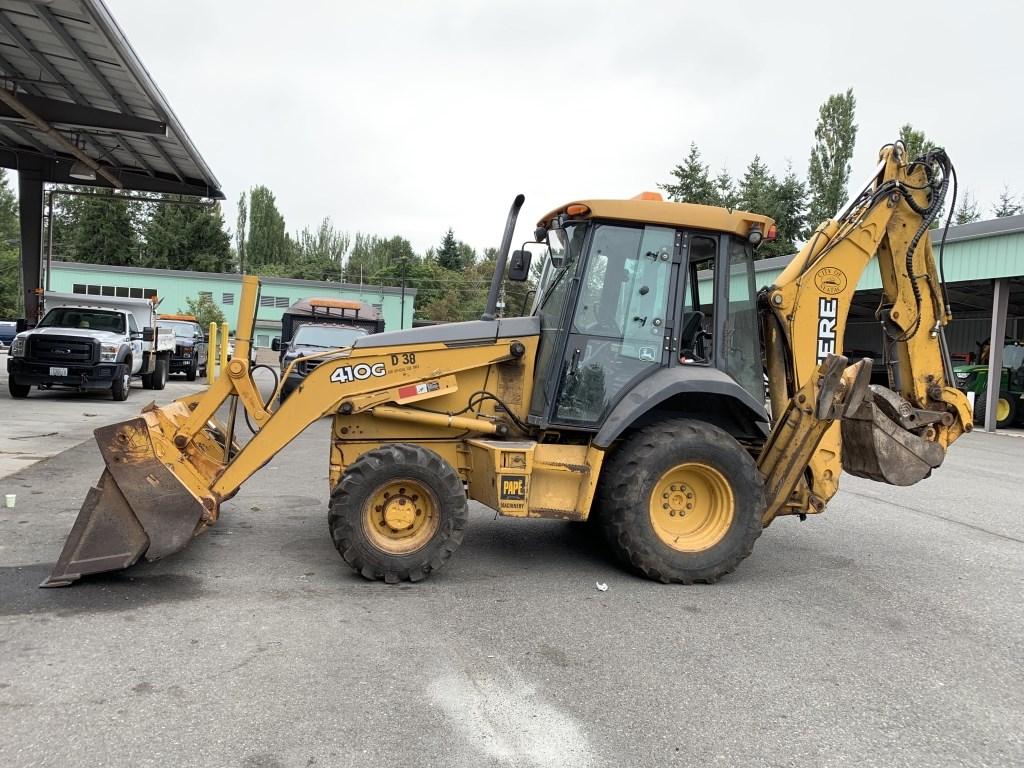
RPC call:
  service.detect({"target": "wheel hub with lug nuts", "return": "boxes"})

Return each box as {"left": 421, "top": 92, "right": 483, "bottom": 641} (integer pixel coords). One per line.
{"left": 649, "top": 462, "right": 734, "bottom": 552}
{"left": 364, "top": 481, "right": 438, "bottom": 555}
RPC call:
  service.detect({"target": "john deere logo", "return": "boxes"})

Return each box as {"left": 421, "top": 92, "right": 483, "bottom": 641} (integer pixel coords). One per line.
{"left": 814, "top": 267, "right": 847, "bottom": 295}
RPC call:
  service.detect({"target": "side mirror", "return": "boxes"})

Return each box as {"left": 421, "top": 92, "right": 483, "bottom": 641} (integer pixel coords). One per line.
{"left": 507, "top": 250, "right": 532, "bottom": 282}
{"left": 271, "top": 338, "right": 281, "bottom": 352}
{"left": 142, "top": 327, "right": 154, "bottom": 342}
{"left": 203, "top": 333, "right": 210, "bottom": 343}
{"left": 16, "top": 318, "right": 27, "bottom": 333}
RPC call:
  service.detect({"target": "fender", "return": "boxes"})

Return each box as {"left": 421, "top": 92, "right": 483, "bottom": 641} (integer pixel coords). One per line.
{"left": 594, "top": 366, "right": 770, "bottom": 449}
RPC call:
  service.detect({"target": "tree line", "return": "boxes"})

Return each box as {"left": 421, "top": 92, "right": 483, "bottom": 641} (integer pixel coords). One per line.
{"left": 660, "top": 88, "right": 1023, "bottom": 258}
{"left": 2, "top": 92, "right": 1023, "bottom": 322}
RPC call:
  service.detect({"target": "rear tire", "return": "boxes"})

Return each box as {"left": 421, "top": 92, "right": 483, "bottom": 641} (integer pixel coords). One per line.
{"left": 328, "top": 444, "right": 468, "bottom": 583}
{"left": 974, "top": 392, "right": 1017, "bottom": 429}
{"left": 111, "top": 364, "right": 130, "bottom": 401}
{"left": 151, "top": 356, "right": 168, "bottom": 391}
{"left": 8, "top": 378, "right": 29, "bottom": 398}
{"left": 594, "top": 418, "right": 764, "bottom": 584}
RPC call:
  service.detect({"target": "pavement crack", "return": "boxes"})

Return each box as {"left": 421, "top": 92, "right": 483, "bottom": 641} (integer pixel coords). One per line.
{"left": 841, "top": 487, "right": 1024, "bottom": 545}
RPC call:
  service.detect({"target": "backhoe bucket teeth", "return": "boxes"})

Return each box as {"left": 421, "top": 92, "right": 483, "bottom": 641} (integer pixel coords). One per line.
{"left": 41, "top": 417, "right": 207, "bottom": 588}
{"left": 841, "top": 400, "right": 945, "bottom": 486}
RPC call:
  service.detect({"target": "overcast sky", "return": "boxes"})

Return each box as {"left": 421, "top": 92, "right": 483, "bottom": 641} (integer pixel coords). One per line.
{"left": 108, "top": 0, "right": 1024, "bottom": 256}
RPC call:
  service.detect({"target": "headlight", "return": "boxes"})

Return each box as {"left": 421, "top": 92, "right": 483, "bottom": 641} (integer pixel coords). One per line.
{"left": 955, "top": 372, "right": 968, "bottom": 380}
{"left": 100, "top": 344, "right": 120, "bottom": 362}
{"left": 11, "top": 336, "right": 26, "bottom": 357}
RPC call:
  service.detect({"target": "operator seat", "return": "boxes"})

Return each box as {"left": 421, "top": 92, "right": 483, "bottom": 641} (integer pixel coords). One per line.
{"left": 679, "top": 310, "right": 706, "bottom": 362}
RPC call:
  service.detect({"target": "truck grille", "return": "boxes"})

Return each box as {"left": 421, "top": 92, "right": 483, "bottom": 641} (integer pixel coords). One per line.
{"left": 27, "top": 335, "right": 97, "bottom": 364}
{"left": 300, "top": 359, "right": 322, "bottom": 375}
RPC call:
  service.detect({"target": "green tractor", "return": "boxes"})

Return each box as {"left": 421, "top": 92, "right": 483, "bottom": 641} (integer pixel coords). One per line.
{"left": 954, "top": 342, "right": 1024, "bottom": 428}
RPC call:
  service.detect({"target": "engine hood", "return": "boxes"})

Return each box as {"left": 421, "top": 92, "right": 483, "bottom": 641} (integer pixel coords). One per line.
{"left": 20, "top": 326, "right": 125, "bottom": 345}
{"left": 351, "top": 316, "right": 540, "bottom": 349}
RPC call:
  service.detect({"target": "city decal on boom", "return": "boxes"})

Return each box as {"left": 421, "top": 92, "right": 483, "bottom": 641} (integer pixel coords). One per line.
{"left": 813, "top": 267, "right": 847, "bottom": 363}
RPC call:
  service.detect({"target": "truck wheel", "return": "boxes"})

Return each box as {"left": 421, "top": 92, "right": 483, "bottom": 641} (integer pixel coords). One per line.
{"left": 328, "top": 444, "right": 468, "bottom": 583}
{"left": 8, "top": 378, "right": 30, "bottom": 398}
{"left": 111, "top": 364, "right": 131, "bottom": 401}
{"left": 151, "top": 356, "right": 168, "bottom": 391}
{"left": 594, "top": 418, "right": 764, "bottom": 584}
{"left": 186, "top": 354, "right": 198, "bottom": 382}
{"left": 974, "top": 392, "right": 1017, "bottom": 428}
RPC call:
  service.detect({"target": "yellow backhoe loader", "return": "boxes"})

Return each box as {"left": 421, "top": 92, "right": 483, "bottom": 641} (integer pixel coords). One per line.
{"left": 42, "top": 142, "right": 971, "bottom": 587}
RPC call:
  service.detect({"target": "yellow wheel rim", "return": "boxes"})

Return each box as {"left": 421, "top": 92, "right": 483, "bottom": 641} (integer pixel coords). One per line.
{"left": 362, "top": 479, "right": 440, "bottom": 555}
{"left": 649, "top": 462, "right": 734, "bottom": 552}
{"left": 996, "top": 398, "right": 1011, "bottom": 423}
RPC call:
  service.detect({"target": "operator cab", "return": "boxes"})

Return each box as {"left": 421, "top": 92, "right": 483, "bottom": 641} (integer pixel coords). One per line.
{"left": 521, "top": 197, "right": 771, "bottom": 431}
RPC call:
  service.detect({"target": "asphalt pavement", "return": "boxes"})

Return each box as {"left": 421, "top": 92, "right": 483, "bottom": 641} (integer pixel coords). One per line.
{"left": 0, "top": 380, "right": 1021, "bottom": 767}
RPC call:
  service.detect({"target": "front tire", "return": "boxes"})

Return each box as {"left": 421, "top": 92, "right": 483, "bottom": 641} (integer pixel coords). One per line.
{"left": 8, "top": 378, "right": 29, "bottom": 398}
{"left": 111, "top": 364, "right": 130, "bottom": 401}
{"left": 185, "top": 354, "right": 198, "bottom": 382}
{"left": 328, "top": 444, "right": 468, "bottom": 583}
{"left": 594, "top": 418, "right": 764, "bottom": 584}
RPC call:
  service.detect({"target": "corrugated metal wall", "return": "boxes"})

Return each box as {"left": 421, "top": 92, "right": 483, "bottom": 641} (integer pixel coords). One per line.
{"left": 846, "top": 316, "right": 1023, "bottom": 359}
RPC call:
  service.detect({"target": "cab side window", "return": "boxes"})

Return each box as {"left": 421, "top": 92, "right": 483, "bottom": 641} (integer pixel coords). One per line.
{"left": 679, "top": 235, "right": 716, "bottom": 363}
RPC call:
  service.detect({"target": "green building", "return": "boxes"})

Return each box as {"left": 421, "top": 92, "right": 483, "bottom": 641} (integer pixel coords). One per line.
{"left": 47, "top": 261, "right": 416, "bottom": 348}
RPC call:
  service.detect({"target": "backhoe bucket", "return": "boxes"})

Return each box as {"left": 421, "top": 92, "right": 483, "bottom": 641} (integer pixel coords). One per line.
{"left": 41, "top": 416, "right": 208, "bottom": 587}
{"left": 841, "top": 392, "right": 945, "bottom": 486}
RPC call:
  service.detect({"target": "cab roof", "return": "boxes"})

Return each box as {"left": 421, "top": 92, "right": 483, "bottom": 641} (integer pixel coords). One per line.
{"left": 539, "top": 197, "right": 775, "bottom": 239}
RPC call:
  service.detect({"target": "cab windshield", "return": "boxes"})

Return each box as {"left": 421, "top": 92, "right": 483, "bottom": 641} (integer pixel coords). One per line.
{"left": 159, "top": 320, "right": 199, "bottom": 339}
{"left": 293, "top": 325, "right": 367, "bottom": 349}
{"left": 39, "top": 308, "right": 125, "bottom": 334}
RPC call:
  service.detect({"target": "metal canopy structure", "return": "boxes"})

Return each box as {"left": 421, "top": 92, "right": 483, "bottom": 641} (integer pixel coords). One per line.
{"left": 0, "top": 0, "right": 222, "bottom": 196}
{"left": 0, "top": 0, "right": 224, "bottom": 323}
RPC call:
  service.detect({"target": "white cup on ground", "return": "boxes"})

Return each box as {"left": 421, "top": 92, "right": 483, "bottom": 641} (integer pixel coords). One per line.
{"left": 4, "top": 494, "right": 15, "bottom": 508}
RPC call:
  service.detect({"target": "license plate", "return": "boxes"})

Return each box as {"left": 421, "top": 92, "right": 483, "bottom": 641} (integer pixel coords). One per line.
{"left": 49, "top": 366, "right": 68, "bottom": 377}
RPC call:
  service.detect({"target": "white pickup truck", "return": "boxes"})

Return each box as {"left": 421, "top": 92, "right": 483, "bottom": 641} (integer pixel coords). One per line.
{"left": 7, "top": 292, "right": 175, "bottom": 400}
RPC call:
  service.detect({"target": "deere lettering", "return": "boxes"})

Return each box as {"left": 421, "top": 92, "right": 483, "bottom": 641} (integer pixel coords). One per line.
{"left": 330, "top": 362, "right": 387, "bottom": 384}
{"left": 816, "top": 297, "right": 838, "bottom": 362}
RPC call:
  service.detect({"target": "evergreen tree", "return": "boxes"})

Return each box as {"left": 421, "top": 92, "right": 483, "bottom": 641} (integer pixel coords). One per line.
{"left": 660, "top": 143, "right": 717, "bottom": 204}
{"left": 954, "top": 190, "right": 982, "bottom": 225}
{"left": 235, "top": 191, "right": 247, "bottom": 274}
{"left": 712, "top": 167, "right": 739, "bottom": 209}
{"left": 0, "top": 169, "right": 20, "bottom": 318}
{"left": 765, "top": 163, "right": 808, "bottom": 257}
{"left": 246, "top": 185, "right": 290, "bottom": 268}
{"left": 807, "top": 88, "right": 858, "bottom": 224}
{"left": 437, "top": 228, "right": 462, "bottom": 270}
{"left": 735, "top": 157, "right": 807, "bottom": 258}
{"left": 898, "top": 123, "right": 935, "bottom": 162}
{"left": 52, "top": 190, "right": 141, "bottom": 265}
{"left": 737, "top": 155, "right": 775, "bottom": 214}
{"left": 141, "top": 200, "right": 232, "bottom": 272}
{"left": 992, "top": 186, "right": 1022, "bottom": 218}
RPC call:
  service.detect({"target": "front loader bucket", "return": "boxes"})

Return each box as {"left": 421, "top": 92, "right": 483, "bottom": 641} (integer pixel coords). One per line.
{"left": 41, "top": 418, "right": 207, "bottom": 587}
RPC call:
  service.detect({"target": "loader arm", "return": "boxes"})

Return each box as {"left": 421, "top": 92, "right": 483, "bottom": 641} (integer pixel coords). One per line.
{"left": 41, "top": 273, "right": 525, "bottom": 586}
{"left": 757, "top": 144, "right": 971, "bottom": 523}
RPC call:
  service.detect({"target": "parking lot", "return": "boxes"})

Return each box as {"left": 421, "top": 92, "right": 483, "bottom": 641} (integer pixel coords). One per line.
{"left": 1, "top": 359, "right": 1022, "bottom": 768}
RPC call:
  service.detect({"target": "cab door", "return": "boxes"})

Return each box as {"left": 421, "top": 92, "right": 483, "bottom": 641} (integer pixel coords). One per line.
{"left": 549, "top": 222, "right": 677, "bottom": 428}
{"left": 126, "top": 313, "right": 143, "bottom": 373}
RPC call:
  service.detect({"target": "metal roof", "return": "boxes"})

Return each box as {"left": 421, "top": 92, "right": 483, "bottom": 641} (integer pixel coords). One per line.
{"left": 933, "top": 213, "right": 1024, "bottom": 245}
{"left": 51, "top": 260, "right": 418, "bottom": 297}
{"left": 0, "top": 0, "right": 222, "bottom": 197}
